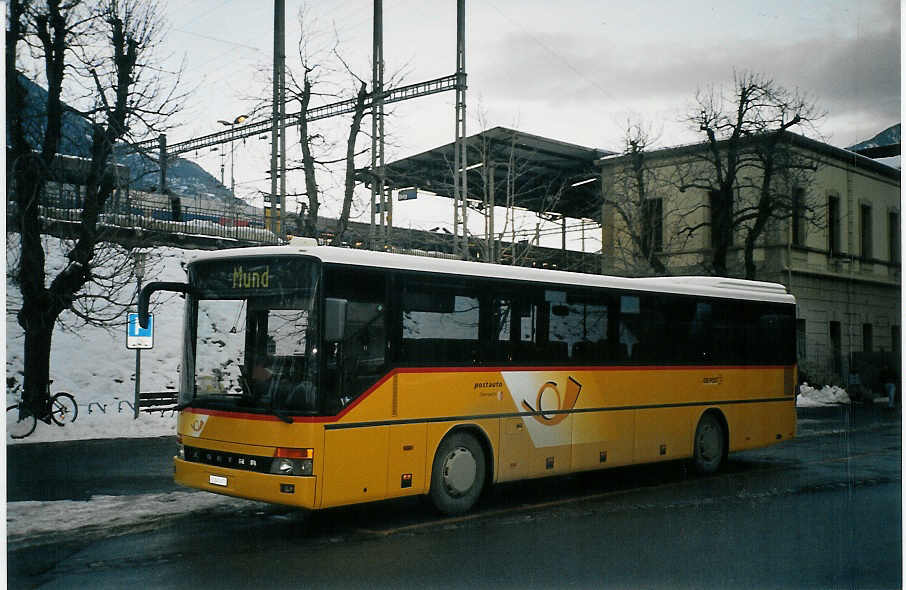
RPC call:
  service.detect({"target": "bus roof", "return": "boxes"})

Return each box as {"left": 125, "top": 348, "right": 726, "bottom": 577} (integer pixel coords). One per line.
{"left": 189, "top": 244, "right": 796, "bottom": 305}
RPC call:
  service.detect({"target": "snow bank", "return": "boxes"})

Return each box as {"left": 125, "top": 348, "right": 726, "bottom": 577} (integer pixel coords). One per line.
{"left": 7, "top": 491, "right": 264, "bottom": 548}
{"left": 797, "top": 383, "right": 851, "bottom": 407}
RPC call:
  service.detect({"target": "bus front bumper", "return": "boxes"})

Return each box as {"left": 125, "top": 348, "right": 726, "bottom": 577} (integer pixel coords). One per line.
{"left": 174, "top": 457, "right": 317, "bottom": 508}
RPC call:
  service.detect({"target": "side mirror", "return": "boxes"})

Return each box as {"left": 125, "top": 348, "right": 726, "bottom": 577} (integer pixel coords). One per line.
{"left": 138, "top": 281, "right": 191, "bottom": 328}
{"left": 325, "top": 298, "right": 348, "bottom": 342}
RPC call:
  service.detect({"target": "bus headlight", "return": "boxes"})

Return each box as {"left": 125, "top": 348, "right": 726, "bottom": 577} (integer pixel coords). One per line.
{"left": 270, "top": 458, "right": 313, "bottom": 476}
{"left": 270, "top": 448, "right": 314, "bottom": 476}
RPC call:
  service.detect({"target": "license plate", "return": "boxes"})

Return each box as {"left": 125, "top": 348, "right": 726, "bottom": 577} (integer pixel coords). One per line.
{"left": 209, "top": 474, "right": 228, "bottom": 487}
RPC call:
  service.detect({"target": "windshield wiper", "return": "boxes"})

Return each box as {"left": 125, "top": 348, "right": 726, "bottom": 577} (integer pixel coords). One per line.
{"left": 269, "top": 407, "right": 294, "bottom": 424}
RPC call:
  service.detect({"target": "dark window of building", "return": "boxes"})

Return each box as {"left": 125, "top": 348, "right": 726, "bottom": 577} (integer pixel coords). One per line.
{"left": 830, "top": 321, "right": 842, "bottom": 375}
{"left": 792, "top": 187, "right": 805, "bottom": 246}
{"left": 889, "top": 211, "right": 900, "bottom": 263}
{"left": 828, "top": 196, "right": 841, "bottom": 254}
{"left": 642, "top": 198, "right": 663, "bottom": 252}
{"left": 893, "top": 325, "right": 901, "bottom": 356}
{"left": 709, "top": 191, "right": 721, "bottom": 250}
{"left": 860, "top": 203, "right": 873, "bottom": 260}
{"left": 863, "top": 323, "right": 873, "bottom": 352}
{"left": 797, "top": 318, "right": 807, "bottom": 360}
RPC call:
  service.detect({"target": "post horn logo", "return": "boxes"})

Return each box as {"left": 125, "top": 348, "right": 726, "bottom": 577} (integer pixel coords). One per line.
{"left": 521, "top": 376, "right": 582, "bottom": 426}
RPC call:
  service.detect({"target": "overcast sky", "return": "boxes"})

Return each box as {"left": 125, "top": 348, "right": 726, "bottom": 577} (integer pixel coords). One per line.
{"left": 159, "top": 0, "right": 900, "bottom": 225}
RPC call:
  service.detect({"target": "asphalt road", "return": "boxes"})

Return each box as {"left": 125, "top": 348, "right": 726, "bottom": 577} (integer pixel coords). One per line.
{"left": 6, "top": 436, "right": 179, "bottom": 501}
{"left": 7, "top": 405, "right": 902, "bottom": 589}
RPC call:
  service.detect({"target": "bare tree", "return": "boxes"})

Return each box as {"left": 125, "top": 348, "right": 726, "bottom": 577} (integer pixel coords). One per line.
{"left": 677, "top": 70, "right": 823, "bottom": 278}
{"left": 6, "top": 0, "right": 181, "bottom": 417}
{"left": 601, "top": 121, "right": 675, "bottom": 275}
{"left": 333, "top": 80, "right": 368, "bottom": 244}
{"left": 282, "top": 8, "right": 375, "bottom": 243}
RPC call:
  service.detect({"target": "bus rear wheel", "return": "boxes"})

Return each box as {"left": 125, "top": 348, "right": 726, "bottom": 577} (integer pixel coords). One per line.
{"left": 429, "top": 431, "right": 486, "bottom": 515}
{"left": 693, "top": 412, "right": 725, "bottom": 475}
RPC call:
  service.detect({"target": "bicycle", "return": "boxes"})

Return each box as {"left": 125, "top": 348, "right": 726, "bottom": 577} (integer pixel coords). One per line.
{"left": 6, "top": 379, "right": 78, "bottom": 439}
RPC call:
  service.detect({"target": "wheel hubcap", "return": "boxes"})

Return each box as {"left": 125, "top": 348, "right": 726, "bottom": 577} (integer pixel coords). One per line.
{"left": 442, "top": 446, "right": 477, "bottom": 496}
{"left": 698, "top": 423, "right": 720, "bottom": 463}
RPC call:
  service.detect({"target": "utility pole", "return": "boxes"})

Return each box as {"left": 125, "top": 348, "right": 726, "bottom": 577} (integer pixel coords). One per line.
{"left": 270, "top": 0, "right": 286, "bottom": 236}
{"left": 371, "top": 0, "right": 386, "bottom": 249}
{"left": 454, "top": 0, "right": 468, "bottom": 259}
{"left": 158, "top": 134, "right": 167, "bottom": 193}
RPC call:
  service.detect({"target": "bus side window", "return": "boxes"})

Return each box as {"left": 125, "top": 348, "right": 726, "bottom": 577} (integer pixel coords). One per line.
{"left": 618, "top": 295, "right": 642, "bottom": 361}
{"left": 399, "top": 280, "right": 480, "bottom": 365}
{"left": 548, "top": 290, "right": 609, "bottom": 364}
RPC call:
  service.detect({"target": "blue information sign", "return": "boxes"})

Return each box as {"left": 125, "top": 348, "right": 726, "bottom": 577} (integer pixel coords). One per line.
{"left": 127, "top": 313, "right": 154, "bottom": 349}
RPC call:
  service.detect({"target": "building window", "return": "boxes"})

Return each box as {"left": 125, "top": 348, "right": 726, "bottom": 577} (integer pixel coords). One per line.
{"left": 796, "top": 318, "right": 806, "bottom": 360}
{"left": 860, "top": 203, "right": 873, "bottom": 260}
{"left": 863, "top": 323, "right": 873, "bottom": 352}
{"left": 889, "top": 211, "right": 900, "bottom": 263}
{"left": 827, "top": 195, "right": 840, "bottom": 255}
{"left": 893, "top": 326, "right": 901, "bottom": 356}
{"left": 709, "top": 191, "right": 721, "bottom": 250}
{"left": 829, "top": 321, "right": 842, "bottom": 376}
{"left": 791, "top": 187, "right": 805, "bottom": 246}
{"left": 642, "top": 197, "right": 663, "bottom": 252}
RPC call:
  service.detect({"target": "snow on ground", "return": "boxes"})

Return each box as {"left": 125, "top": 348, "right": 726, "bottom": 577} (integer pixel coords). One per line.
{"left": 6, "top": 236, "right": 197, "bottom": 444}
{"left": 7, "top": 490, "right": 266, "bottom": 549}
{"left": 796, "top": 383, "right": 852, "bottom": 407}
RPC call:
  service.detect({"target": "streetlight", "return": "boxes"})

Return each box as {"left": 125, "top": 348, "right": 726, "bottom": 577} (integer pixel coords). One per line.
{"left": 218, "top": 115, "right": 248, "bottom": 218}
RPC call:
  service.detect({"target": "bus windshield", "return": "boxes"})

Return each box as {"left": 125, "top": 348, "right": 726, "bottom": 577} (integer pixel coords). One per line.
{"left": 182, "top": 257, "right": 322, "bottom": 416}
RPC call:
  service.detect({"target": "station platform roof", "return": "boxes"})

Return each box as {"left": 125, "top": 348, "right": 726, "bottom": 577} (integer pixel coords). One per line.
{"left": 363, "top": 126, "right": 613, "bottom": 220}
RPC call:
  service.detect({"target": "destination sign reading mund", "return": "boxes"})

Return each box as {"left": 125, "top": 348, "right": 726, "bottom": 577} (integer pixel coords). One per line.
{"left": 190, "top": 258, "right": 318, "bottom": 297}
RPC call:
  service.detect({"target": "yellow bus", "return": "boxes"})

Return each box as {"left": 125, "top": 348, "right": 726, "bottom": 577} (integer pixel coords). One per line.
{"left": 139, "top": 242, "right": 797, "bottom": 515}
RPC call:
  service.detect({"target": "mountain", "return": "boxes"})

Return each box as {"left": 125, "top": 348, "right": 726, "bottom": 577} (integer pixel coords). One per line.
{"left": 846, "top": 123, "right": 901, "bottom": 152}
{"left": 115, "top": 148, "right": 234, "bottom": 202}
{"left": 12, "top": 74, "right": 233, "bottom": 204}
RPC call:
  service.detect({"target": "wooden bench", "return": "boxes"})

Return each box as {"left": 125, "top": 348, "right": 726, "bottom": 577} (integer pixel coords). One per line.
{"left": 138, "top": 390, "right": 179, "bottom": 413}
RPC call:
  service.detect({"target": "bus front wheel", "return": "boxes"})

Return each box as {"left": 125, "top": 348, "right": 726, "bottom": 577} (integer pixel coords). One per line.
{"left": 693, "top": 412, "right": 725, "bottom": 475}
{"left": 429, "top": 431, "right": 486, "bottom": 515}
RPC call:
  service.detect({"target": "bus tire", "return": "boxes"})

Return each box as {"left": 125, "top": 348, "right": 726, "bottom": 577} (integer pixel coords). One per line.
{"left": 429, "top": 431, "right": 486, "bottom": 515}
{"left": 692, "top": 412, "right": 725, "bottom": 475}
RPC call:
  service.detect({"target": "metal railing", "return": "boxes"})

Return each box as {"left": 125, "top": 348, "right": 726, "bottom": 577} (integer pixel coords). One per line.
{"left": 10, "top": 190, "right": 282, "bottom": 246}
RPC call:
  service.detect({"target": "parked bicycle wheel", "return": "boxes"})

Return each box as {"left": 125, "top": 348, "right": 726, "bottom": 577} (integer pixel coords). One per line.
{"left": 7, "top": 404, "right": 37, "bottom": 439}
{"left": 49, "top": 392, "right": 78, "bottom": 426}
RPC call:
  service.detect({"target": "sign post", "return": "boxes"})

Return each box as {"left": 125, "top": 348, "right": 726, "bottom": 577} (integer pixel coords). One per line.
{"left": 128, "top": 312, "right": 153, "bottom": 418}
{"left": 131, "top": 252, "right": 148, "bottom": 418}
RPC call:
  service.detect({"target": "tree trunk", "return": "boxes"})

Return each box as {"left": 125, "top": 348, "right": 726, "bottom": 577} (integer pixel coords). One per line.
{"left": 19, "top": 306, "right": 55, "bottom": 417}
{"left": 334, "top": 81, "right": 368, "bottom": 245}
{"left": 297, "top": 74, "right": 319, "bottom": 237}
